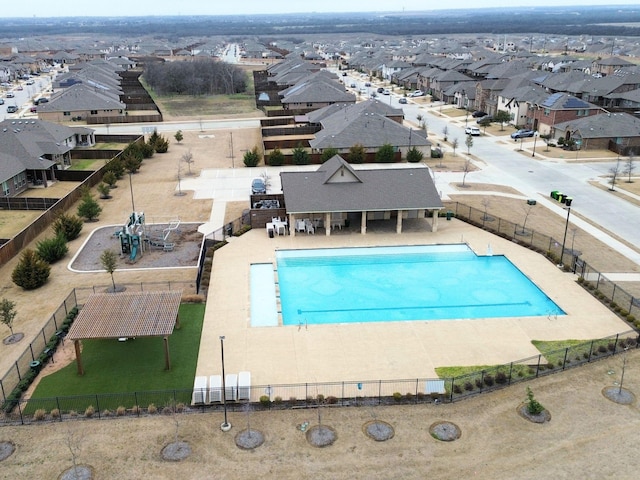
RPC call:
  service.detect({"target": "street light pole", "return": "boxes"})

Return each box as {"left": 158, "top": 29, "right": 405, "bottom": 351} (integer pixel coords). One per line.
{"left": 128, "top": 172, "right": 135, "bottom": 212}
{"left": 560, "top": 205, "right": 571, "bottom": 268}
{"left": 532, "top": 132, "right": 538, "bottom": 157}
{"left": 219, "top": 335, "right": 231, "bottom": 431}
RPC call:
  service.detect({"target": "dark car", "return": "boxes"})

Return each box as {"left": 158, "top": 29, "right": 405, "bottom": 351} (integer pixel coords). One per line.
{"left": 398, "top": 97, "right": 407, "bottom": 104}
{"left": 251, "top": 178, "right": 266, "bottom": 195}
{"left": 510, "top": 129, "right": 535, "bottom": 139}
{"left": 472, "top": 111, "right": 488, "bottom": 118}
{"left": 34, "top": 97, "right": 49, "bottom": 105}
{"left": 377, "top": 87, "right": 384, "bottom": 93}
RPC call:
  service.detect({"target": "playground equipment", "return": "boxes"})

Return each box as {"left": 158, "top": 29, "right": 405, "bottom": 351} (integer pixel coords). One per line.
{"left": 117, "top": 212, "right": 146, "bottom": 262}
{"left": 147, "top": 219, "right": 180, "bottom": 252}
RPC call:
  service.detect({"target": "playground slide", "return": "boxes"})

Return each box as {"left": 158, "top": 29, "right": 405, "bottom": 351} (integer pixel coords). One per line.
{"left": 129, "top": 245, "right": 138, "bottom": 262}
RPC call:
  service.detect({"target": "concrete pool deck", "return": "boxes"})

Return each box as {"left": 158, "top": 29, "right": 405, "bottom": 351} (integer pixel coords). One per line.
{"left": 195, "top": 218, "right": 631, "bottom": 387}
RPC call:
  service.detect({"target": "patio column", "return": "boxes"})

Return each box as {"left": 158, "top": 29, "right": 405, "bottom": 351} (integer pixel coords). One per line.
{"left": 325, "top": 213, "right": 331, "bottom": 236}
{"left": 164, "top": 336, "right": 171, "bottom": 371}
{"left": 396, "top": 210, "right": 403, "bottom": 234}
{"left": 289, "top": 214, "right": 297, "bottom": 237}
{"left": 432, "top": 210, "right": 439, "bottom": 232}
{"left": 361, "top": 211, "right": 367, "bottom": 234}
{"left": 74, "top": 340, "right": 84, "bottom": 376}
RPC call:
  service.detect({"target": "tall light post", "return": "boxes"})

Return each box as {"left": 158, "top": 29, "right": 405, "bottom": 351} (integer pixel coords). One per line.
{"left": 219, "top": 335, "right": 231, "bottom": 431}
{"left": 532, "top": 131, "right": 538, "bottom": 157}
{"left": 462, "top": 90, "right": 468, "bottom": 127}
{"left": 128, "top": 172, "right": 135, "bottom": 212}
{"left": 560, "top": 201, "right": 572, "bottom": 268}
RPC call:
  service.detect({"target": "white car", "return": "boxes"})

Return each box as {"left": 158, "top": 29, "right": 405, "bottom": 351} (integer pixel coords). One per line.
{"left": 382, "top": 89, "right": 391, "bottom": 95}
{"left": 465, "top": 126, "right": 481, "bottom": 136}
{"left": 409, "top": 90, "right": 424, "bottom": 97}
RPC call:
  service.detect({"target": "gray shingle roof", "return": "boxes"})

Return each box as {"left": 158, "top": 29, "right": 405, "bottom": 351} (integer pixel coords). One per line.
{"left": 280, "top": 156, "right": 443, "bottom": 214}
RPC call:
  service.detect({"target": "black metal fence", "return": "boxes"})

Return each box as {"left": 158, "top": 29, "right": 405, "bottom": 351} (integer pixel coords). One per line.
{"left": 2, "top": 330, "right": 636, "bottom": 426}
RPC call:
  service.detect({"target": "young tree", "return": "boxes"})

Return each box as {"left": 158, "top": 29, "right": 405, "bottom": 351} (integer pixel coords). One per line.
{"left": 406, "top": 146, "right": 424, "bottom": 163}
{"left": 375, "top": 143, "right": 396, "bottom": 163}
{"left": 451, "top": 138, "right": 459, "bottom": 157}
{"left": 461, "top": 158, "right": 472, "bottom": 187}
{"left": 520, "top": 203, "right": 535, "bottom": 234}
{"left": 347, "top": 144, "right": 365, "bottom": 164}
{"left": 465, "top": 134, "right": 474, "bottom": 155}
{"left": 12, "top": 249, "right": 51, "bottom": 290}
{"left": 243, "top": 146, "right": 261, "bottom": 167}
{"left": 121, "top": 145, "right": 144, "bottom": 174}
{"left": 0, "top": 298, "right": 17, "bottom": 339}
{"left": 609, "top": 160, "right": 621, "bottom": 191}
{"left": 416, "top": 114, "right": 423, "bottom": 128}
{"left": 100, "top": 249, "right": 118, "bottom": 292}
{"left": 36, "top": 235, "right": 68, "bottom": 263}
{"left": 292, "top": 145, "right": 311, "bottom": 165}
{"left": 97, "top": 182, "right": 111, "bottom": 199}
{"left": 623, "top": 154, "right": 636, "bottom": 183}
{"left": 442, "top": 125, "right": 449, "bottom": 142}
{"left": 481, "top": 198, "right": 491, "bottom": 221}
{"left": 181, "top": 150, "right": 195, "bottom": 175}
{"left": 320, "top": 147, "right": 339, "bottom": 163}
{"left": 102, "top": 170, "right": 118, "bottom": 189}
{"left": 526, "top": 386, "right": 545, "bottom": 415}
{"left": 267, "top": 147, "right": 285, "bottom": 166}
{"left": 493, "top": 109, "right": 512, "bottom": 131}
{"left": 174, "top": 130, "right": 184, "bottom": 144}
{"left": 53, "top": 213, "right": 83, "bottom": 241}
{"left": 77, "top": 188, "right": 102, "bottom": 222}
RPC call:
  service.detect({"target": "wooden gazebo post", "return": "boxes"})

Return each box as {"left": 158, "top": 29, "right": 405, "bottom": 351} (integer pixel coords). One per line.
{"left": 74, "top": 340, "right": 84, "bottom": 376}
{"left": 164, "top": 336, "right": 171, "bottom": 371}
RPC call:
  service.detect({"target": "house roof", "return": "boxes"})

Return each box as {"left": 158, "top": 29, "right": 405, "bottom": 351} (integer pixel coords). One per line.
{"left": 309, "top": 110, "right": 428, "bottom": 150}
{"left": 554, "top": 112, "right": 640, "bottom": 139}
{"left": 37, "top": 83, "right": 126, "bottom": 112}
{"left": 280, "top": 80, "right": 355, "bottom": 105}
{"left": 281, "top": 156, "right": 442, "bottom": 214}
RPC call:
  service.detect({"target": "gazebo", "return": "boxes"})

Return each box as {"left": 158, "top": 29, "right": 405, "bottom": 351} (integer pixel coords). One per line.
{"left": 67, "top": 290, "right": 182, "bottom": 375}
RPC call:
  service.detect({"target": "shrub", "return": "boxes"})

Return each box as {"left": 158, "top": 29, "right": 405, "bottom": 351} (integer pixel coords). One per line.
{"left": 181, "top": 294, "right": 205, "bottom": 304}
{"left": 69, "top": 410, "right": 78, "bottom": 417}
{"left": 53, "top": 213, "right": 84, "bottom": 241}
{"left": 162, "top": 406, "right": 173, "bottom": 415}
{"left": 259, "top": 395, "right": 271, "bottom": 407}
{"left": 33, "top": 409, "right": 46, "bottom": 421}
{"left": 267, "top": 147, "right": 285, "bottom": 166}
{"left": 326, "top": 396, "right": 338, "bottom": 405}
{"left": 464, "top": 381, "right": 474, "bottom": 391}
{"left": 392, "top": 392, "right": 402, "bottom": 402}
{"left": 50, "top": 408, "right": 60, "bottom": 419}
{"left": 175, "top": 403, "right": 185, "bottom": 413}
{"left": 288, "top": 396, "right": 297, "bottom": 405}
{"left": 139, "top": 142, "right": 155, "bottom": 159}
{"left": 106, "top": 157, "right": 125, "bottom": 179}
{"left": 292, "top": 145, "right": 311, "bottom": 165}
{"left": 607, "top": 342, "right": 616, "bottom": 352}
{"left": 610, "top": 302, "right": 618, "bottom": 309}
{"left": 526, "top": 387, "right": 545, "bottom": 415}
{"left": 627, "top": 315, "right": 636, "bottom": 323}
{"left": 274, "top": 396, "right": 283, "bottom": 405}
{"left": 495, "top": 371, "right": 508, "bottom": 384}
{"left": 475, "top": 378, "right": 483, "bottom": 389}
{"left": 406, "top": 146, "right": 424, "bottom": 163}
{"left": 97, "top": 182, "right": 111, "bottom": 199}
{"left": 620, "top": 309, "right": 629, "bottom": 317}
{"left": 147, "top": 403, "right": 157, "bottom": 414}
{"left": 452, "top": 385, "right": 462, "bottom": 394}
{"left": 12, "top": 249, "right": 51, "bottom": 290}
{"left": 116, "top": 406, "right": 126, "bottom": 416}
{"left": 405, "top": 392, "right": 414, "bottom": 402}
{"left": 243, "top": 146, "right": 261, "bottom": 167}
{"left": 84, "top": 405, "right": 95, "bottom": 418}
{"left": 375, "top": 143, "right": 396, "bottom": 163}
{"left": 348, "top": 143, "right": 366, "bottom": 164}
{"left": 77, "top": 188, "right": 102, "bottom": 222}
{"left": 483, "top": 374, "right": 494, "bottom": 387}
{"left": 131, "top": 405, "right": 141, "bottom": 415}
{"left": 598, "top": 345, "right": 607, "bottom": 353}
{"left": 320, "top": 147, "right": 339, "bottom": 163}
{"left": 36, "top": 235, "right": 68, "bottom": 264}
{"left": 103, "top": 409, "right": 112, "bottom": 417}
{"left": 102, "top": 170, "right": 118, "bottom": 188}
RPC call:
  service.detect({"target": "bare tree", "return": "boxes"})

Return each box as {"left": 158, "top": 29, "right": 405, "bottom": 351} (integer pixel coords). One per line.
{"left": 465, "top": 134, "right": 474, "bottom": 155}
{"left": 609, "top": 159, "right": 621, "bottom": 191}
{"left": 442, "top": 125, "right": 449, "bottom": 142}
{"left": 451, "top": 138, "right": 459, "bottom": 157}
{"left": 481, "top": 198, "right": 491, "bottom": 221}
{"left": 100, "top": 250, "right": 118, "bottom": 292}
{"left": 520, "top": 203, "right": 535, "bottom": 234}
{"left": 623, "top": 154, "right": 636, "bottom": 183}
{"left": 181, "top": 150, "right": 195, "bottom": 175}
{"left": 461, "top": 158, "right": 472, "bottom": 187}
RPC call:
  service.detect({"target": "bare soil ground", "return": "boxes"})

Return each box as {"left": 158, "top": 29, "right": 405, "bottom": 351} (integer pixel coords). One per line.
{"left": 0, "top": 349, "right": 638, "bottom": 479}
{"left": 1, "top": 94, "right": 640, "bottom": 478}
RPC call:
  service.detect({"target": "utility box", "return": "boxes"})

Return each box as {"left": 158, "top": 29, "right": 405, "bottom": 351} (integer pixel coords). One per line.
{"left": 527, "top": 199, "right": 536, "bottom": 205}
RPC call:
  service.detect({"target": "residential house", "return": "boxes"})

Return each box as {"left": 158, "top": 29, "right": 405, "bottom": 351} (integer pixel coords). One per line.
{"left": 36, "top": 83, "right": 126, "bottom": 123}
{"left": 552, "top": 112, "right": 640, "bottom": 154}
{"left": 529, "top": 92, "right": 603, "bottom": 135}
{"left": 0, "top": 119, "right": 95, "bottom": 192}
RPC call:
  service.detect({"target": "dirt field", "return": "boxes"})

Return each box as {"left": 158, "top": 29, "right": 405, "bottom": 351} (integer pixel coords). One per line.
{"left": 1, "top": 93, "right": 640, "bottom": 478}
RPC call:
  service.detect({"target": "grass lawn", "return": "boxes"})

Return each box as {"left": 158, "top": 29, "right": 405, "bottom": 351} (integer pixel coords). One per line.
{"left": 30, "top": 304, "right": 205, "bottom": 404}
{"left": 70, "top": 159, "right": 102, "bottom": 170}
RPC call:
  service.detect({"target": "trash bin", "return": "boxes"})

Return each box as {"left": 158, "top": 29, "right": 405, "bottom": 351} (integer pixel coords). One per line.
{"left": 565, "top": 197, "right": 572, "bottom": 207}
{"left": 446, "top": 211, "right": 453, "bottom": 221}
{"left": 268, "top": 228, "right": 274, "bottom": 238}
{"left": 527, "top": 199, "right": 536, "bottom": 205}
{"left": 550, "top": 190, "right": 559, "bottom": 200}
{"left": 30, "top": 360, "right": 41, "bottom": 371}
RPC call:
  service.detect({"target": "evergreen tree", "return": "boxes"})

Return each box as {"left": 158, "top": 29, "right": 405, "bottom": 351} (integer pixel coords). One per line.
{"left": 102, "top": 171, "right": 118, "bottom": 188}
{"left": 406, "top": 146, "right": 424, "bottom": 163}
{"left": 12, "top": 249, "right": 51, "bottom": 290}
{"left": 267, "top": 147, "right": 285, "bottom": 166}
{"left": 320, "top": 147, "right": 339, "bottom": 163}
{"left": 77, "top": 188, "right": 102, "bottom": 222}
{"left": 174, "top": 130, "right": 184, "bottom": 143}
{"left": 375, "top": 143, "right": 396, "bottom": 163}
{"left": 348, "top": 144, "right": 366, "bottom": 164}
{"left": 36, "top": 235, "right": 69, "bottom": 263}
{"left": 243, "top": 146, "right": 261, "bottom": 167}
{"left": 53, "top": 213, "right": 83, "bottom": 241}
{"left": 292, "top": 145, "right": 310, "bottom": 165}
{"left": 100, "top": 249, "right": 118, "bottom": 292}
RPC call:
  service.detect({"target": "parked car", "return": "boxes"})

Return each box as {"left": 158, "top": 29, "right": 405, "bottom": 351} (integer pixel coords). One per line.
{"left": 408, "top": 90, "right": 424, "bottom": 97}
{"left": 370, "top": 92, "right": 377, "bottom": 98}
{"left": 376, "top": 87, "right": 384, "bottom": 93}
{"left": 465, "top": 126, "right": 481, "bottom": 136}
{"left": 5, "top": 92, "right": 15, "bottom": 98}
{"left": 29, "top": 106, "right": 37, "bottom": 113}
{"left": 510, "top": 129, "right": 536, "bottom": 139}
{"left": 0, "top": 99, "right": 4, "bottom": 105}
{"left": 364, "top": 82, "right": 371, "bottom": 87}
{"left": 34, "top": 97, "right": 48, "bottom": 105}
{"left": 7, "top": 105, "right": 18, "bottom": 113}
{"left": 16, "top": 86, "right": 23, "bottom": 91}
{"left": 398, "top": 97, "right": 407, "bottom": 104}
{"left": 350, "top": 83, "right": 357, "bottom": 88}
{"left": 477, "top": 116, "right": 492, "bottom": 125}
{"left": 382, "top": 89, "right": 391, "bottom": 95}
{"left": 251, "top": 178, "right": 266, "bottom": 195}
{"left": 26, "top": 79, "right": 35, "bottom": 85}
{"left": 472, "top": 110, "right": 488, "bottom": 118}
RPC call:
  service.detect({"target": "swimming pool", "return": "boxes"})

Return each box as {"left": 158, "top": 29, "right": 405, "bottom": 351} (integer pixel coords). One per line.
{"left": 273, "top": 244, "right": 564, "bottom": 325}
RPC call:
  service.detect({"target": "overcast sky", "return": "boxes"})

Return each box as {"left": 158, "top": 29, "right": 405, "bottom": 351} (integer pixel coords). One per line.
{"left": 5, "top": 1, "right": 639, "bottom": 18}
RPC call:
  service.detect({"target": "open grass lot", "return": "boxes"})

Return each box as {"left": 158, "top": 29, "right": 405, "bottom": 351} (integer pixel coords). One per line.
{"left": 0, "top": 210, "right": 43, "bottom": 238}
{"left": 69, "top": 159, "right": 103, "bottom": 170}
{"left": 30, "top": 303, "right": 204, "bottom": 401}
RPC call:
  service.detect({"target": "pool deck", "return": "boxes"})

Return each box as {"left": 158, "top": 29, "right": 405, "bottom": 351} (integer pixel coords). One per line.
{"left": 195, "top": 218, "right": 630, "bottom": 387}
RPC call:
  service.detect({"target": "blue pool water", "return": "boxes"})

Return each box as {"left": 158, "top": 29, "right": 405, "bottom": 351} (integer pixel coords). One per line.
{"left": 274, "top": 244, "right": 564, "bottom": 325}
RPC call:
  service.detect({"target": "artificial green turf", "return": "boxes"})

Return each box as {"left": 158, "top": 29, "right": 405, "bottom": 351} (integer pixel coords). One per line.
{"left": 31, "top": 303, "right": 205, "bottom": 398}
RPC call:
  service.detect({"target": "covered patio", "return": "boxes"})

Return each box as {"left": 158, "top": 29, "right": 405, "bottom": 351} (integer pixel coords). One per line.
{"left": 67, "top": 291, "right": 182, "bottom": 375}
{"left": 280, "top": 155, "right": 443, "bottom": 236}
